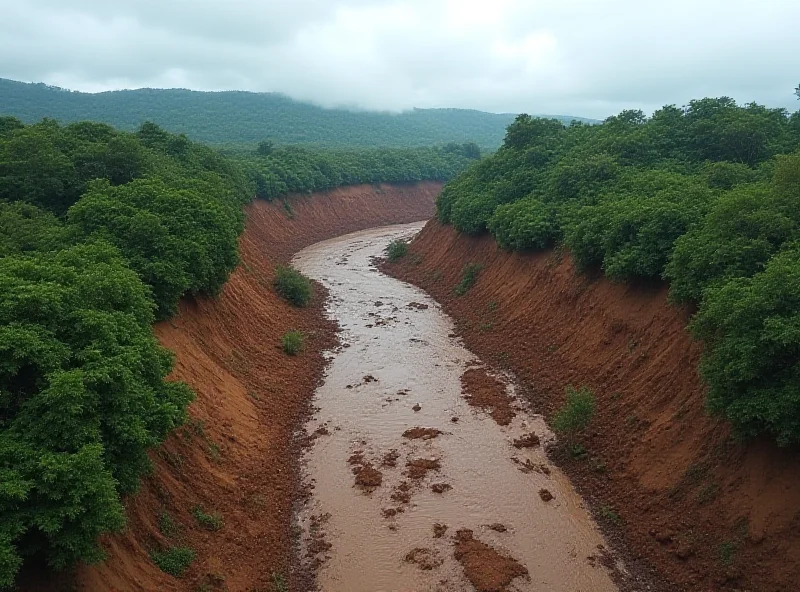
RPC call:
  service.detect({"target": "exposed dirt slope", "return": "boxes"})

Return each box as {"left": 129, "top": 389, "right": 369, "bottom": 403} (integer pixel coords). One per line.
{"left": 62, "top": 183, "right": 440, "bottom": 592}
{"left": 384, "top": 221, "right": 800, "bottom": 592}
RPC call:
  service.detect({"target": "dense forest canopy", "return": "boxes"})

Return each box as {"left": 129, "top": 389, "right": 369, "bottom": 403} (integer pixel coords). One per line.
{"left": 0, "top": 116, "right": 477, "bottom": 588}
{"left": 438, "top": 97, "right": 800, "bottom": 446}
{"left": 0, "top": 78, "right": 597, "bottom": 149}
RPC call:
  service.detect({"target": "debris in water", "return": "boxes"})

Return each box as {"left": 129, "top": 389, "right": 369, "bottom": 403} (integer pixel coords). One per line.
{"left": 405, "top": 547, "right": 443, "bottom": 570}
{"left": 407, "top": 302, "right": 429, "bottom": 310}
{"left": 453, "top": 529, "right": 528, "bottom": 592}
{"left": 487, "top": 523, "right": 507, "bottom": 533}
{"left": 363, "top": 375, "right": 378, "bottom": 383}
{"left": 539, "top": 488, "right": 554, "bottom": 502}
{"left": 461, "top": 368, "right": 516, "bottom": 426}
{"left": 382, "top": 449, "right": 400, "bottom": 467}
{"left": 354, "top": 464, "right": 383, "bottom": 490}
{"left": 433, "top": 523, "right": 449, "bottom": 538}
{"left": 412, "top": 403, "right": 422, "bottom": 412}
{"left": 431, "top": 482, "right": 452, "bottom": 494}
{"left": 512, "top": 433, "right": 540, "bottom": 448}
{"left": 405, "top": 458, "right": 441, "bottom": 480}
{"left": 403, "top": 427, "right": 442, "bottom": 440}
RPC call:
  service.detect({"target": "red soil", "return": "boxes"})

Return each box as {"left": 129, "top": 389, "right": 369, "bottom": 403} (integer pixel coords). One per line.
{"left": 452, "top": 529, "right": 528, "bottom": 592}
{"left": 39, "top": 183, "right": 440, "bottom": 592}
{"left": 384, "top": 220, "right": 800, "bottom": 592}
{"left": 461, "top": 367, "right": 516, "bottom": 426}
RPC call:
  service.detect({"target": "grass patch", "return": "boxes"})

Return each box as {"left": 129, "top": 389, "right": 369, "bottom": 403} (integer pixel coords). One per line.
{"left": 553, "top": 385, "right": 595, "bottom": 440}
{"left": 192, "top": 506, "right": 223, "bottom": 531}
{"left": 719, "top": 541, "right": 738, "bottom": 566}
{"left": 386, "top": 239, "right": 409, "bottom": 262}
{"left": 270, "top": 572, "right": 289, "bottom": 592}
{"left": 158, "top": 512, "right": 180, "bottom": 538}
{"left": 598, "top": 505, "right": 622, "bottom": 525}
{"left": 274, "top": 265, "right": 312, "bottom": 307}
{"left": 454, "top": 263, "right": 482, "bottom": 296}
{"left": 151, "top": 546, "right": 195, "bottom": 577}
{"left": 281, "top": 330, "right": 304, "bottom": 356}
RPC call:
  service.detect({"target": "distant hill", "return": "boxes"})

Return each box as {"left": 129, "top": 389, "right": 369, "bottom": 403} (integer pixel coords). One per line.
{"left": 0, "top": 78, "right": 597, "bottom": 149}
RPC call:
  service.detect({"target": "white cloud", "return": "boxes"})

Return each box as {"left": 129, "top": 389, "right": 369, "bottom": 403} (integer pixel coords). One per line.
{"left": 0, "top": 0, "right": 798, "bottom": 118}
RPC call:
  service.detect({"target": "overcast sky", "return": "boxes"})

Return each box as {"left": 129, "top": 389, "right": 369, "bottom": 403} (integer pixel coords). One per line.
{"left": 1, "top": 0, "right": 798, "bottom": 119}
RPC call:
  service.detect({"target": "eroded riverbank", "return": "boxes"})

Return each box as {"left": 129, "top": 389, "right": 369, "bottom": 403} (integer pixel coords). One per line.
{"left": 293, "top": 223, "right": 622, "bottom": 592}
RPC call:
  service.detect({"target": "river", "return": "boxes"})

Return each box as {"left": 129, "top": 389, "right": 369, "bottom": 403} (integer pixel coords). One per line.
{"left": 292, "top": 222, "right": 621, "bottom": 592}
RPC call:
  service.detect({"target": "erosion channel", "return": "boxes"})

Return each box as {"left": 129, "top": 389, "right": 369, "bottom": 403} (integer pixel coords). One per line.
{"left": 293, "top": 222, "right": 622, "bottom": 592}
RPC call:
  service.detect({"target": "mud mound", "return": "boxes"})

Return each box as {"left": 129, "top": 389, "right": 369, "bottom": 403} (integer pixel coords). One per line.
{"left": 405, "top": 548, "right": 443, "bottom": 571}
{"left": 405, "top": 458, "right": 441, "bottom": 480}
{"left": 512, "top": 433, "right": 540, "bottom": 448}
{"left": 403, "top": 427, "right": 443, "bottom": 440}
{"left": 382, "top": 449, "right": 400, "bottom": 467}
{"left": 460, "top": 368, "right": 515, "bottom": 426}
{"left": 354, "top": 464, "right": 383, "bottom": 489}
{"left": 431, "top": 482, "right": 452, "bottom": 494}
{"left": 453, "top": 529, "right": 528, "bottom": 592}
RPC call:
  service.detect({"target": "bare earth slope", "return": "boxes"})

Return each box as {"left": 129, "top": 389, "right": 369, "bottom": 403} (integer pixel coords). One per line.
{"left": 63, "top": 183, "right": 440, "bottom": 592}
{"left": 383, "top": 221, "right": 800, "bottom": 592}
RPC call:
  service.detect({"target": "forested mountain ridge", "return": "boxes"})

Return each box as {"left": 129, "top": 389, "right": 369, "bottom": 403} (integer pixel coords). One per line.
{"left": 0, "top": 78, "right": 597, "bottom": 149}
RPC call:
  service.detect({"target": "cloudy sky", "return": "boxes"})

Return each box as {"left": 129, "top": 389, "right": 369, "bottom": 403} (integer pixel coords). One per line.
{"left": 1, "top": 0, "right": 798, "bottom": 119}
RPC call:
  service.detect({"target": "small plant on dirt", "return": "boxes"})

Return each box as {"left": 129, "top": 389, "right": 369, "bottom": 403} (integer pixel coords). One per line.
{"left": 552, "top": 385, "right": 596, "bottom": 442}
{"left": 719, "top": 541, "right": 738, "bottom": 566}
{"left": 206, "top": 440, "right": 222, "bottom": 463}
{"left": 454, "top": 263, "right": 482, "bottom": 296}
{"left": 151, "top": 546, "right": 195, "bottom": 577}
{"left": 431, "top": 269, "right": 443, "bottom": 283}
{"left": 270, "top": 572, "right": 289, "bottom": 592}
{"left": 158, "top": 511, "right": 180, "bottom": 538}
{"left": 274, "top": 265, "right": 312, "bottom": 307}
{"left": 192, "top": 506, "right": 224, "bottom": 531}
{"left": 282, "top": 330, "right": 304, "bottom": 355}
{"left": 282, "top": 199, "right": 295, "bottom": 219}
{"left": 598, "top": 505, "right": 622, "bottom": 525}
{"left": 386, "top": 239, "right": 409, "bottom": 262}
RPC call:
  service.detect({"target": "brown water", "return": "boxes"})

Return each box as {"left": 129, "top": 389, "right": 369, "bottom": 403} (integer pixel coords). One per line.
{"left": 293, "top": 223, "right": 621, "bottom": 592}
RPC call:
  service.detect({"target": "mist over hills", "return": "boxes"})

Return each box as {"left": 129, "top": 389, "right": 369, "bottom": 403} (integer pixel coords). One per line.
{"left": 0, "top": 78, "right": 597, "bottom": 149}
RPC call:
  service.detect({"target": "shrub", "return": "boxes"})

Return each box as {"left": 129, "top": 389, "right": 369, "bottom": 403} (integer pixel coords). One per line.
{"left": 274, "top": 265, "right": 312, "bottom": 307}
{"left": 191, "top": 506, "right": 223, "bottom": 531}
{"left": 150, "top": 546, "right": 195, "bottom": 577}
{"left": 488, "top": 198, "right": 561, "bottom": 251}
{"left": 666, "top": 183, "right": 799, "bottom": 303}
{"left": 690, "top": 246, "right": 800, "bottom": 445}
{"left": 454, "top": 263, "right": 482, "bottom": 296}
{"left": 158, "top": 512, "right": 180, "bottom": 538}
{"left": 282, "top": 330, "right": 304, "bottom": 356}
{"left": 385, "top": 239, "right": 409, "bottom": 262}
{"left": 552, "top": 386, "right": 596, "bottom": 439}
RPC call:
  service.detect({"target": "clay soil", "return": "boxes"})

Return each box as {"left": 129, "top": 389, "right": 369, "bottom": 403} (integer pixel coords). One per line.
{"left": 383, "top": 220, "right": 800, "bottom": 592}
{"left": 461, "top": 367, "right": 516, "bottom": 426}
{"left": 20, "top": 183, "right": 440, "bottom": 592}
{"left": 452, "top": 529, "right": 528, "bottom": 592}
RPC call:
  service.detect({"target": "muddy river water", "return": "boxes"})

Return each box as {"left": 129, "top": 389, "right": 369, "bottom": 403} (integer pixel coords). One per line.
{"left": 293, "top": 222, "right": 621, "bottom": 592}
